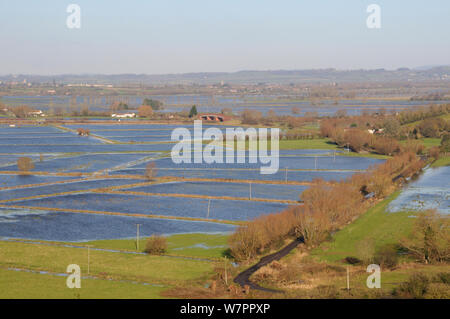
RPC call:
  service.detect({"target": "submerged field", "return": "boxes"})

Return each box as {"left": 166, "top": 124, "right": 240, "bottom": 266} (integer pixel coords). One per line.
{"left": 0, "top": 97, "right": 448, "bottom": 298}
{"left": 0, "top": 122, "right": 391, "bottom": 298}
{"left": 0, "top": 123, "right": 383, "bottom": 240}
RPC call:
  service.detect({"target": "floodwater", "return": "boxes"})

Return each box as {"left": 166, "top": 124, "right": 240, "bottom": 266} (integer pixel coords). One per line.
{"left": 388, "top": 166, "right": 450, "bottom": 215}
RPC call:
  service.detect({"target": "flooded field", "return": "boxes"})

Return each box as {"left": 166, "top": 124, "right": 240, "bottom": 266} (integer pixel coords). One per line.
{"left": 3, "top": 95, "right": 449, "bottom": 117}
{"left": 388, "top": 166, "right": 450, "bottom": 215}
{"left": 131, "top": 155, "right": 382, "bottom": 171}
{"left": 112, "top": 167, "right": 355, "bottom": 182}
{"left": 4, "top": 192, "right": 289, "bottom": 221}
{"left": 0, "top": 123, "right": 384, "bottom": 241}
{"left": 0, "top": 208, "right": 235, "bottom": 242}
{"left": 123, "top": 181, "right": 308, "bottom": 201}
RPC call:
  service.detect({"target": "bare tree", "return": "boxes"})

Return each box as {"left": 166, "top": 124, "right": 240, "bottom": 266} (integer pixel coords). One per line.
{"left": 400, "top": 210, "right": 450, "bottom": 264}
{"left": 17, "top": 157, "right": 34, "bottom": 172}
{"left": 145, "top": 162, "right": 157, "bottom": 180}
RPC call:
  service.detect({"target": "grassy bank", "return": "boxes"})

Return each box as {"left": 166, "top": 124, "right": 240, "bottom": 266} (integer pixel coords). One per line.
{"left": 0, "top": 239, "right": 214, "bottom": 286}
{"left": 83, "top": 233, "right": 230, "bottom": 259}
{"left": 0, "top": 233, "right": 231, "bottom": 298}
{"left": 310, "top": 191, "right": 416, "bottom": 263}
{"left": 0, "top": 268, "right": 165, "bottom": 299}
{"left": 431, "top": 155, "right": 450, "bottom": 167}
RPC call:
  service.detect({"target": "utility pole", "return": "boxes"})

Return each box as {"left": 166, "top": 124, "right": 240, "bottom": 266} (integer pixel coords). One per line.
{"left": 224, "top": 257, "right": 228, "bottom": 286}
{"left": 346, "top": 266, "right": 350, "bottom": 291}
{"left": 207, "top": 199, "right": 211, "bottom": 218}
{"left": 315, "top": 156, "right": 318, "bottom": 170}
{"left": 285, "top": 167, "right": 288, "bottom": 183}
{"left": 249, "top": 182, "right": 252, "bottom": 200}
{"left": 86, "top": 245, "right": 93, "bottom": 275}
{"left": 136, "top": 224, "right": 141, "bottom": 251}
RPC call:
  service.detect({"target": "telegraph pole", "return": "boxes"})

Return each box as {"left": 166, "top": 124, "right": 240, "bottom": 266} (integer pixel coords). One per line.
{"left": 207, "top": 199, "right": 211, "bottom": 218}
{"left": 346, "top": 266, "right": 350, "bottom": 291}
{"left": 136, "top": 224, "right": 141, "bottom": 251}
{"left": 224, "top": 256, "right": 228, "bottom": 285}
{"left": 249, "top": 182, "right": 252, "bottom": 200}
{"left": 86, "top": 245, "right": 93, "bottom": 275}
{"left": 285, "top": 167, "right": 288, "bottom": 183}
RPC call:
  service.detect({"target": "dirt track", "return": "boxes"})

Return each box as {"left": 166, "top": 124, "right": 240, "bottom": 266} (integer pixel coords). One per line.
{"left": 233, "top": 237, "right": 304, "bottom": 293}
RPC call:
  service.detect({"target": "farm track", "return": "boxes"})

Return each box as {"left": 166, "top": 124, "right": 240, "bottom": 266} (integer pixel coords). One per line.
{"left": 234, "top": 237, "right": 304, "bottom": 293}
{"left": 52, "top": 124, "right": 117, "bottom": 144}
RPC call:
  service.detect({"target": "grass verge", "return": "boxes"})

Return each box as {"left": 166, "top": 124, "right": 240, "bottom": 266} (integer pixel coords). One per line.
{"left": 310, "top": 191, "right": 416, "bottom": 263}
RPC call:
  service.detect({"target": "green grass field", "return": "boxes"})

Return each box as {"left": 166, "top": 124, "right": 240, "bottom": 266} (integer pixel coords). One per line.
{"left": 399, "top": 137, "right": 442, "bottom": 149}
{"left": 83, "top": 233, "right": 230, "bottom": 259}
{"left": 0, "top": 268, "right": 165, "bottom": 299}
{"left": 226, "top": 138, "right": 339, "bottom": 151}
{"left": 311, "top": 192, "right": 416, "bottom": 263}
{"left": 0, "top": 233, "right": 228, "bottom": 298}
{"left": 431, "top": 156, "right": 450, "bottom": 167}
{"left": 278, "top": 139, "right": 338, "bottom": 150}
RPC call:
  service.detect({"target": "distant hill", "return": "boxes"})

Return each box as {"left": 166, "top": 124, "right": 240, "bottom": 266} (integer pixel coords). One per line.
{"left": 1, "top": 66, "right": 450, "bottom": 85}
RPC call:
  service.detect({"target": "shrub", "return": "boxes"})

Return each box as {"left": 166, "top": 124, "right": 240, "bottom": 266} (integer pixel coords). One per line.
{"left": 374, "top": 244, "right": 398, "bottom": 269}
{"left": 17, "top": 157, "right": 34, "bottom": 172}
{"left": 383, "top": 117, "right": 401, "bottom": 137}
{"left": 424, "top": 283, "right": 450, "bottom": 299}
{"left": 440, "top": 133, "right": 450, "bottom": 153}
{"left": 400, "top": 210, "right": 450, "bottom": 264}
{"left": 145, "top": 162, "right": 157, "bottom": 180}
{"left": 76, "top": 128, "right": 90, "bottom": 136}
{"left": 356, "top": 238, "right": 375, "bottom": 264}
{"left": 144, "top": 235, "right": 167, "bottom": 255}
{"left": 10, "top": 105, "right": 33, "bottom": 118}
{"left": 429, "top": 146, "right": 440, "bottom": 160}
{"left": 396, "top": 273, "right": 429, "bottom": 299}
{"left": 143, "top": 98, "right": 163, "bottom": 110}
{"left": 138, "top": 105, "right": 153, "bottom": 118}
{"left": 291, "top": 107, "right": 301, "bottom": 115}
{"left": 345, "top": 256, "right": 362, "bottom": 265}
{"left": 416, "top": 118, "right": 447, "bottom": 138}
{"left": 401, "top": 140, "right": 425, "bottom": 155}
{"left": 189, "top": 105, "right": 198, "bottom": 118}
{"left": 433, "top": 272, "right": 450, "bottom": 284}
{"left": 241, "top": 109, "right": 263, "bottom": 125}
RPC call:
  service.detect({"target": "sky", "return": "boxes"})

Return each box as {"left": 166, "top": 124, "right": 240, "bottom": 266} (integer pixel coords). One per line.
{"left": 0, "top": 0, "right": 449, "bottom": 75}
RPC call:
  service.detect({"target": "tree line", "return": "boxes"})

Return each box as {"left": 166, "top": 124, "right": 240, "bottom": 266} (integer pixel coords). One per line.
{"left": 229, "top": 151, "right": 425, "bottom": 262}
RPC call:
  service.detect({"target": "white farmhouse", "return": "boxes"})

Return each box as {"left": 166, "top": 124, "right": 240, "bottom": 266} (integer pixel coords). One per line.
{"left": 28, "top": 110, "right": 45, "bottom": 117}
{"left": 111, "top": 113, "right": 136, "bottom": 118}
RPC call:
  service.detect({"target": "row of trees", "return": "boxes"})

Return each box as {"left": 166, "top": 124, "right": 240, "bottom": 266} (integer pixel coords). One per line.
{"left": 229, "top": 152, "right": 425, "bottom": 261}
{"left": 321, "top": 123, "right": 402, "bottom": 155}
{"left": 397, "top": 104, "right": 449, "bottom": 125}
{"left": 321, "top": 104, "right": 450, "bottom": 155}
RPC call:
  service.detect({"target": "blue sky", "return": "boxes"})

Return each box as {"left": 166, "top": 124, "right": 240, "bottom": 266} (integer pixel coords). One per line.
{"left": 0, "top": 0, "right": 449, "bottom": 74}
